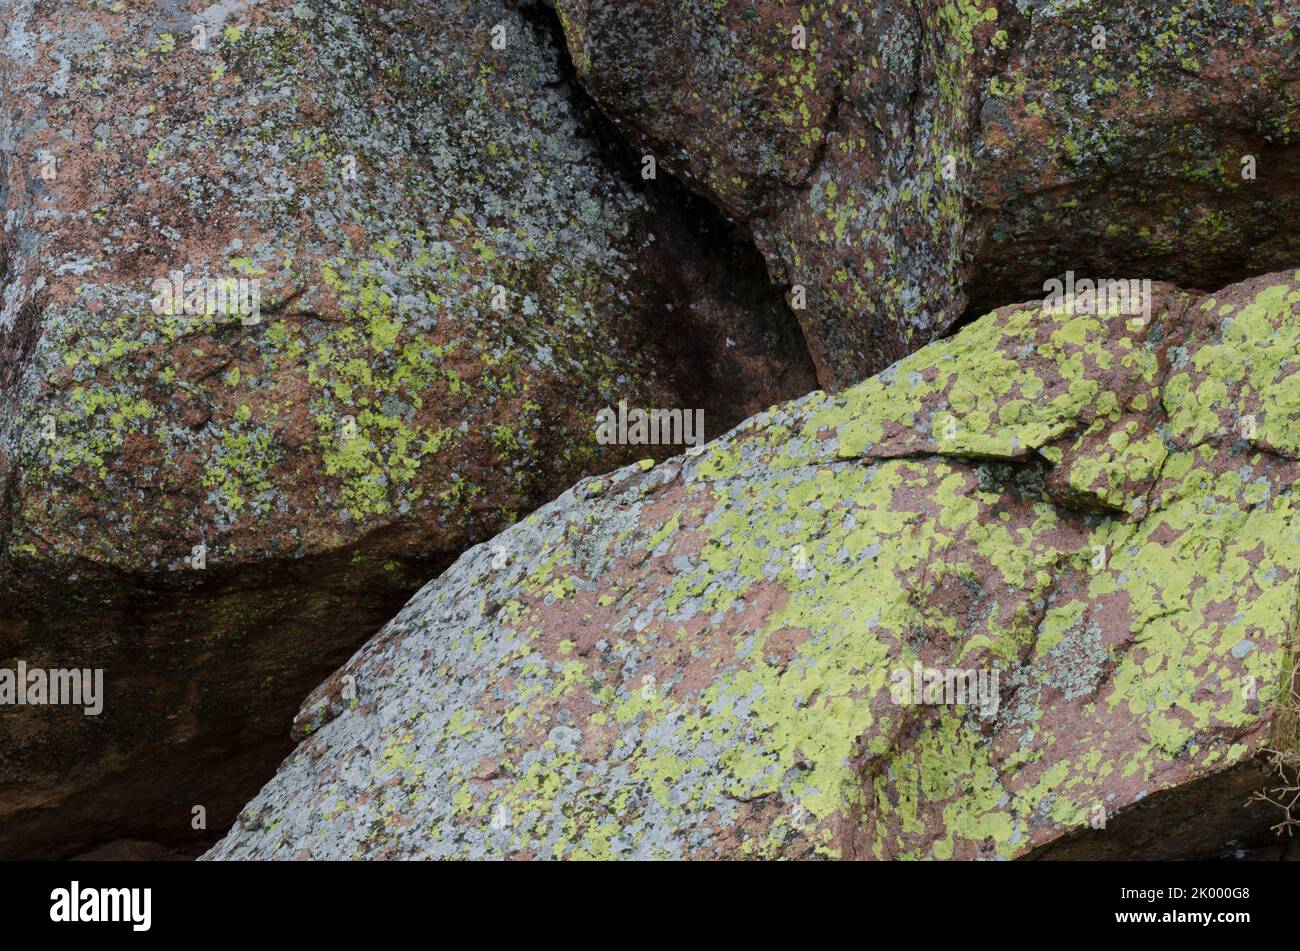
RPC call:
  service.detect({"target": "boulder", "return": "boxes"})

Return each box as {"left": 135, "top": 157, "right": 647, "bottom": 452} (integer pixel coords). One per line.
{"left": 555, "top": 0, "right": 1300, "bottom": 387}
{"left": 207, "top": 269, "right": 1300, "bottom": 860}
{"left": 969, "top": 0, "right": 1300, "bottom": 316}
{"left": 0, "top": 0, "right": 813, "bottom": 858}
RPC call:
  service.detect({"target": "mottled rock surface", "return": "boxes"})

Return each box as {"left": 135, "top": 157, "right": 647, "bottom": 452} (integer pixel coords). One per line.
{"left": 556, "top": 0, "right": 1300, "bottom": 387}
{"left": 970, "top": 0, "right": 1300, "bottom": 316}
{"left": 208, "top": 270, "right": 1300, "bottom": 860}
{"left": 0, "top": 0, "right": 813, "bottom": 858}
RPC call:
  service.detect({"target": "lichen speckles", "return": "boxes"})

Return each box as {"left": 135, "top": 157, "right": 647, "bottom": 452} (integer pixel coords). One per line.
{"left": 553, "top": 0, "right": 1300, "bottom": 389}
{"left": 1, "top": 0, "right": 750, "bottom": 573}
{"left": 206, "top": 269, "right": 1300, "bottom": 861}
{"left": 970, "top": 0, "right": 1300, "bottom": 312}
{"left": 0, "top": 0, "right": 814, "bottom": 858}
{"left": 555, "top": 0, "right": 1010, "bottom": 389}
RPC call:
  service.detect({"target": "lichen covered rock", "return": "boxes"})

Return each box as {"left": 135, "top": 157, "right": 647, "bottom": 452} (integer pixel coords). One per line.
{"left": 969, "top": 0, "right": 1300, "bottom": 315}
{"left": 207, "top": 269, "right": 1300, "bottom": 860}
{"left": 0, "top": 0, "right": 813, "bottom": 858}
{"left": 555, "top": 0, "right": 1300, "bottom": 387}
{"left": 557, "top": 0, "right": 1013, "bottom": 388}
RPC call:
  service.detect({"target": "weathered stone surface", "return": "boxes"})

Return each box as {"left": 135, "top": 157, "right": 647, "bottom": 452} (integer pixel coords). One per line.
{"left": 969, "top": 0, "right": 1300, "bottom": 316}
{"left": 556, "top": 0, "right": 1010, "bottom": 388}
{"left": 0, "top": 0, "right": 813, "bottom": 858}
{"left": 555, "top": 0, "right": 1300, "bottom": 388}
{"left": 207, "top": 269, "right": 1300, "bottom": 860}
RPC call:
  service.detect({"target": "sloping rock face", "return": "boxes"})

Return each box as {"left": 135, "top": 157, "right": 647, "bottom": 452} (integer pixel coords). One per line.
{"left": 554, "top": 0, "right": 1300, "bottom": 388}
{"left": 0, "top": 0, "right": 813, "bottom": 858}
{"left": 208, "top": 270, "right": 1300, "bottom": 860}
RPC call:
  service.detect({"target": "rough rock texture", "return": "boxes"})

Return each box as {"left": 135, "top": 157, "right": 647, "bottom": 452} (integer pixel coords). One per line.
{"left": 555, "top": 0, "right": 1300, "bottom": 388}
{"left": 208, "top": 269, "right": 1300, "bottom": 860}
{"left": 970, "top": 0, "right": 1300, "bottom": 316}
{"left": 0, "top": 0, "right": 814, "bottom": 858}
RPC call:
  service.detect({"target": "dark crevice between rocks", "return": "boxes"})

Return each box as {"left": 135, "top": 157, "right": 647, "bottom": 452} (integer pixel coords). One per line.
{"left": 0, "top": 0, "right": 816, "bottom": 864}
{"left": 943, "top": 296, "right": 991, "bottom": 340}
{"left": 0, "top": 521, "right": 456, "bottom": 860}
{"left": 516, "top": 0, "right": 819, "bottom": 423}
{"left": 1027, "top": 756, "right": 1284, "bottom": 860}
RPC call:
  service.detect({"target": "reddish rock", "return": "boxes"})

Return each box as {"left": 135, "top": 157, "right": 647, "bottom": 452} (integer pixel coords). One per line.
{"left": 0, "top": 0, "right": 813, "bottom": 858}
{"left": 557, "top": 0, "right": 1300, "bottom": 388}
{"left": 208, "top": 270, "right": 1300, "bottom": 860}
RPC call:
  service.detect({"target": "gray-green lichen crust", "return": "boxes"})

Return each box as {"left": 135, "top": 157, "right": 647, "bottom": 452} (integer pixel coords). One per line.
{"left": 554, "top": 0, "right": 1300, "bottom": 389}
{"left": 0, "top": 0, "right": 812, "bottom": 858}
{"left": 207, "top": 269, "right": 1300, "bottom": 860}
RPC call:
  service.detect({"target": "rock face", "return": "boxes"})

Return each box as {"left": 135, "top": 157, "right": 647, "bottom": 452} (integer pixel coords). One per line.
{"left": 555, "top": 0, "right": 1300, "bottom": 388}
{"left": 208, "top": 270, "right": 1300, "bottom": 860}
{"left": 969, "top": 0, "right": 1300, "bottom": 317}
{"left": 0, "top": 0, "right": 814, "bottom": 858}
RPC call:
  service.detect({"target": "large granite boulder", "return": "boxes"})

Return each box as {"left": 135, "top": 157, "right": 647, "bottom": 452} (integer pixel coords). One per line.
{"left": 555, "top": 0, "right": 1300, "bottom": 387}
{"left": 208, "top": 269, "right": 1300, "bottom": 860}
{"left": 0, "top": 0, "right": 813, "bottom": 858}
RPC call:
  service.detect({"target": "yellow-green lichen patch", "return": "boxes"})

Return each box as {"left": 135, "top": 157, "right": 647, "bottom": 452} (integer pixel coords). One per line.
{"left": 209, "top": 272, "right": 1300, "bottom": 862}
